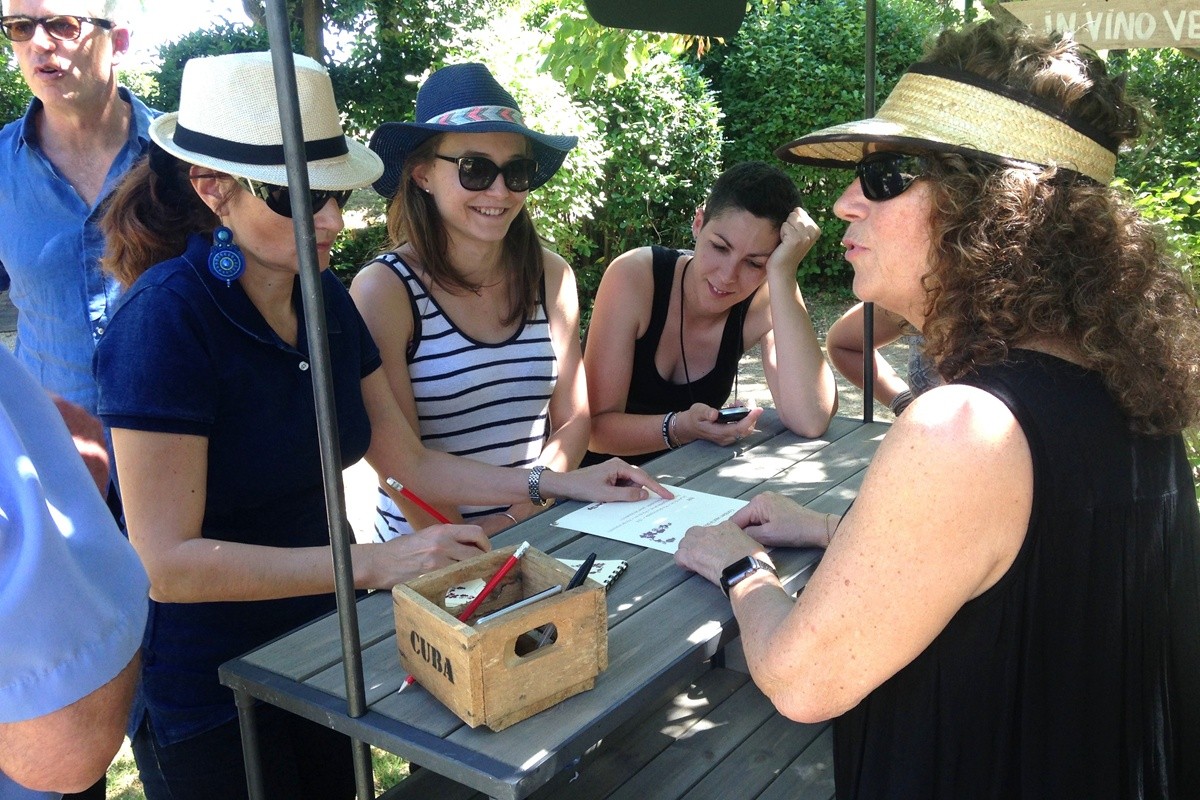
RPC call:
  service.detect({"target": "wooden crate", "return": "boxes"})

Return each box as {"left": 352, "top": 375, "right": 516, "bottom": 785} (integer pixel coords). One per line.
{"left": 393, "top": 545, "right": 608, "bottom": 731}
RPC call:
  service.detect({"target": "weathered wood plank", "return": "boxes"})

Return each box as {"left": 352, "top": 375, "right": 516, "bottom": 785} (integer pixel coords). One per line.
{"left": 603, "top": 679, "right": 777, "bottom": 800}
{"left": 756, "top": 727, "right": 836, "bottom": 800}
{"left": 240, "top": 589, "right": 393, "bottom": 678}
{"left": 680, "top": 705, "right": 826, "bottom": 800}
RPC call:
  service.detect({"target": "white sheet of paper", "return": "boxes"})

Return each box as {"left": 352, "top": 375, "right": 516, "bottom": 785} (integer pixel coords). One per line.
{"left": 552, "top": 485, "right": 747, "bottom": 553}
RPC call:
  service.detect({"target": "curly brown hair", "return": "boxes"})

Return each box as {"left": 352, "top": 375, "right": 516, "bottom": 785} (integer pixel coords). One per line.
{"left": 914, "top": 22, "right": 1200, "bottom": 436}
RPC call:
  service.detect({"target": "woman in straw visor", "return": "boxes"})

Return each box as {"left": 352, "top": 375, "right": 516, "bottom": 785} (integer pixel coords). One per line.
{"left": 676, "top": 21, "right": 1200, "bottom": 798}
{"left": 95, "top": 52, "right": 663, "bottom": 799}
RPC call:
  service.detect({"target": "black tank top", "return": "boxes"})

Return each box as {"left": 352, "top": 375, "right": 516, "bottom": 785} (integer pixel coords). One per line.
{"left": 833, "top": 350, "right": 1200, "bottom": 799}
{"left": 584, "top": 245, "right": 755, "bottom": 466}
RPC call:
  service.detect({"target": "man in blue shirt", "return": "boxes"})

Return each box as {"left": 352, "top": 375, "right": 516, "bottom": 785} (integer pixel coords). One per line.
{"left": 0, "top": 0, "right": 155, "bottom": 416}
{"left": 0, "top": 345, "right": 149, "bottom": 800}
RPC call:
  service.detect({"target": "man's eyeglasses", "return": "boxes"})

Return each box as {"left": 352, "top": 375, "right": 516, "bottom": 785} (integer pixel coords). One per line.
{"left": 435, "top": 154, "right": 539, "bottom": 193}
{"left": 855, "top": 151, "right": 929, "bottom": 202}
{"left": 233, "top": 176, "right": 353, "bottom": 219}
{"left": 0, "top": 14, "right": 113, "bottom": 43}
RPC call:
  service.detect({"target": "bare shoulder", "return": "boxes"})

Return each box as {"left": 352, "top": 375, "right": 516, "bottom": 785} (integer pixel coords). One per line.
{"left": 348, "top": 255, "right": 414, "bottom": 337}
{"left": 601, "top": 246, "right": 656, "bottom": 288}
{"left": 871, "top": 383, "right": 1031, "bottom": 570}
{"left": 540, "top": 247, "right": 576, "bottom": 293}
{"left": 349, "top": 255, "right": 404, "bottom": 302}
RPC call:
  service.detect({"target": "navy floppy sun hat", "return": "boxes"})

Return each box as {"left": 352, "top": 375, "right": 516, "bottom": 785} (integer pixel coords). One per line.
{"left": 369, "top": 62, "right": 578, "bottom": 198}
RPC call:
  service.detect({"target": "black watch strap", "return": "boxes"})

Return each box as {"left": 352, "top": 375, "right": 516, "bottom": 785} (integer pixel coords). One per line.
{"left": 719, "top": 555, "right": 775, "bottom": 598}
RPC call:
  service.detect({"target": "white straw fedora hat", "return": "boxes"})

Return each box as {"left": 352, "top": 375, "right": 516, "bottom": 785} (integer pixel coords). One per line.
{"left": 775, "top": 62, "right": 1118, "bottom": 185}
{"left": 150, "top": 51, "right": 383, "bottom": 191}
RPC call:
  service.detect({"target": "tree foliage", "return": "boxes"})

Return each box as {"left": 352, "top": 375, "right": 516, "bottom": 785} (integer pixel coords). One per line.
{"left": 0, "top": 45, "right": 31, "bottom": 123}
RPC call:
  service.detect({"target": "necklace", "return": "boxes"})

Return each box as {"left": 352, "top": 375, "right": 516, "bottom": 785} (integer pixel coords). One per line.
{"left": 677, "top": 256, "right": 741, "bottom": 405}
{"left": 679, "top": 257, "right": 695, "bottom": 403}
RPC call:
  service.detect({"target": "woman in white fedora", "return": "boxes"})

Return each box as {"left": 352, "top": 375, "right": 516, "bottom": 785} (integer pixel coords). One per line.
{"left": 349, "top": 62, "right": 589, "bottom": 542}
{"left": 676, "top": 21, "right": 1200, "bottom": 798}
{"left": 96, "top": 52, "right": 664, "bottom": 799}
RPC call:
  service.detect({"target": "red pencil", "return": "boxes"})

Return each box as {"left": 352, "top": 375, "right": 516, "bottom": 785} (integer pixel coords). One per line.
{"left": 386, "top": 477, "right": 451, "bottom": 525}
{"left": 398, "top": 541, "right": 531, "bottom": 693}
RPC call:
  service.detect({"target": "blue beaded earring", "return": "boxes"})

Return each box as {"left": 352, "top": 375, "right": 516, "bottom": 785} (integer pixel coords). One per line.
{"left": 208, "top": 226, "right": 245, "bottom": 286}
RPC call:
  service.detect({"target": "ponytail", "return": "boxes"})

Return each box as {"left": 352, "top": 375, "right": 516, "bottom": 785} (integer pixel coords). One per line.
{"left": 101, "top": 143, "right": 219, "bottom": 288}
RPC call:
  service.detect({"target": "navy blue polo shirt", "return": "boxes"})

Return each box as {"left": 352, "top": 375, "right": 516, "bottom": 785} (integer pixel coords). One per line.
{"left": 95, "top": 233, "right": 381, "bottom": 744}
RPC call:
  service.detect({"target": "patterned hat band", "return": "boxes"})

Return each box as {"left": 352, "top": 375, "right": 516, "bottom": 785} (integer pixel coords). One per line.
{"left": 777, "top": 63, "right": 1119, "bottom": 184}
{"left": 425, "top": 105, "right": 526, "bottom": 127}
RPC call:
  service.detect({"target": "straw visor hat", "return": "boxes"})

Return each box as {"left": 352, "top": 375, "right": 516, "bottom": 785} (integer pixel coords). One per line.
{"left": 369, "top": 62, "right": 578, "bottom": 198}
{"left": 775, "top": 63, "right": 1118, "bottom": 185}
{"left": 150, "top": 52, "right": 383, "bottom": 190}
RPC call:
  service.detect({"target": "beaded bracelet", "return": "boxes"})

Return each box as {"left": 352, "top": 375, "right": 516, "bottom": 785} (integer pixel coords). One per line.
{"left": 662, "top": 412, "right": 679, "bottom": 450}
{"left": 889, "top": 388, "right": 915, "bottom": 416}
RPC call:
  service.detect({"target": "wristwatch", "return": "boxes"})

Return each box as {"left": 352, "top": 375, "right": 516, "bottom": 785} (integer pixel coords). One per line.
{"left": 719, "top": 555, "right": 776, "bottom": 598}
{"left": 528, "top": 465, "right": 552, "bottom": 508}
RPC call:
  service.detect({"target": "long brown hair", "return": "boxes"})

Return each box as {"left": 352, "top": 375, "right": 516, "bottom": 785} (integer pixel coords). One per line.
{"left": 101, "top": 144, "right": 220, "bottom": 289}
{"left": 382, "top": 134, "right": 544, "bottom": 326}
{"left": 916, "top": 22, "right": 1200, "bottom": 436}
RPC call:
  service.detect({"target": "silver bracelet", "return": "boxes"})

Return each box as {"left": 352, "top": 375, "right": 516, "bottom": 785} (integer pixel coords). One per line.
{"left": 500, "top": 512, "right": 519, "bottom": 525}
{"left": 528, "top": 465, "right": 551, "bottom": 507}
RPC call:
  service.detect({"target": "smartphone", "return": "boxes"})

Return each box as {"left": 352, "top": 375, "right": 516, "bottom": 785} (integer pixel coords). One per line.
{"left": 716, "top": 406, "right": 750, "bottom": 424}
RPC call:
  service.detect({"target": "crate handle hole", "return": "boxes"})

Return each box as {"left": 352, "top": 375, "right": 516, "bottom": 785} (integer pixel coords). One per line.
{"left": 514, "top": 624, "right": 557, "bottom": 656}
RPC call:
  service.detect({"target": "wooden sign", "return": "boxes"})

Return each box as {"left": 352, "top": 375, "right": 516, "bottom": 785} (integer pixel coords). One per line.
{"left": 998, "top": 1, "right": 1200, "bottom": 49}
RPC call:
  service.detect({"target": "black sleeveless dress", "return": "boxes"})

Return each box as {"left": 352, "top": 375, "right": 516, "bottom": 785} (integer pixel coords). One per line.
{"left": 583, "top": 245, "right": 755, "bottom": 466}
{"left": 833, "top": 350, "right": 1200, "bottom": 799}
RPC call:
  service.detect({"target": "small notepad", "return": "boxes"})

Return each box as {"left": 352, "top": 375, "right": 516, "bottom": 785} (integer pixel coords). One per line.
{"left": 443, "top": 558, "right": 628, "bottom": 611}
{"left": 557, "top": 558, "right": 628, "bottom": 589}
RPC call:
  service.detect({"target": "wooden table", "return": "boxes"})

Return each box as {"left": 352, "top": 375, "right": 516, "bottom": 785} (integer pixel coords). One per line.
{"left": 219, "top": 412, "right": 888, "bottom": 800}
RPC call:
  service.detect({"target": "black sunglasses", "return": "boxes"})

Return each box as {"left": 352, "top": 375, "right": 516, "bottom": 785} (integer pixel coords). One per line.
{"left": 435, "top": 154, "right": 539, "bottom": 193}
{"left": 855, "top": 151, "right": 929, "bottom": 202}
{"left": 233, "top": 176, "right": 352, "bottom": 218}
{"left": 0, "top": 14, "right": 113, "bottom": 42}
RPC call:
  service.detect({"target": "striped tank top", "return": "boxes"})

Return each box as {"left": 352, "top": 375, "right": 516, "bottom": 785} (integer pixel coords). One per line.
{"left": 372, "top": 253, "right": 557, "bottom": 541}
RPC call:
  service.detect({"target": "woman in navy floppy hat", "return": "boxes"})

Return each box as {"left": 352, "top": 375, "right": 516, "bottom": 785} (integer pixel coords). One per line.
{"left": 352, "top": 63, "right": 591, "bottom": 540}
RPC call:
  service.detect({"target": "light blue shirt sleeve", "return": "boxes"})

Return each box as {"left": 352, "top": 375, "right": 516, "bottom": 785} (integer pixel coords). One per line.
{"left": 0, "top": 347, "right": 149, "bottom": 792}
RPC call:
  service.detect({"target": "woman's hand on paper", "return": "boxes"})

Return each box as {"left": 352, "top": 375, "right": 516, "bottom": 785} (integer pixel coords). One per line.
{"left": 730, "top": 492, "right": 825, "bottom": 549}
{"left": 544, "top": 459, "right": 673, "bottom": 503}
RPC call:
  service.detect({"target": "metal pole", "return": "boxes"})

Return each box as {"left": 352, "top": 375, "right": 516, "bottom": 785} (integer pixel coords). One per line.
{"left": 262, "top": 2, "right": 375, "bottom": 797}
{"left": 862, "top": 0, "right": 877, "bottom": 423}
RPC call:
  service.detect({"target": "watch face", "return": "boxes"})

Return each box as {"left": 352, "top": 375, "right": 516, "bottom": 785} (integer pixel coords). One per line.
{"left": 721, "top": 556, "right": 765, "bottom": 597}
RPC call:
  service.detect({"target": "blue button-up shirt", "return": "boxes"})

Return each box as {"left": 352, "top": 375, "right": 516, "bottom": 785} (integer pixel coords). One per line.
{"left": 0, "top": 88, "right": 156, "bottom": 415}
{"left": 0, "top": 347, "right": 149, "bottom": 798}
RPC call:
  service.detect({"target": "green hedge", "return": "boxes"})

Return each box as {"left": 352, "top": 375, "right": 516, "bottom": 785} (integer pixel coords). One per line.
{"left": 566, "top": 54, "right": 723, "bottom": 313}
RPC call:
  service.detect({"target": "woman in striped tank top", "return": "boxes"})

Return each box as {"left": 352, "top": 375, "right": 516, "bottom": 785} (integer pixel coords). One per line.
{"left": 351, "top": 63, "right": 589, "bottom": 541}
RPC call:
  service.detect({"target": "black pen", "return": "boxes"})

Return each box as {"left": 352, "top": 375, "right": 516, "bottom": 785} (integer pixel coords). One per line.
{"left": 567, "top": 553, "right": 597, "bottom": 590}
{"left": 536, "top": 553, "right": 597, "bottom": 648}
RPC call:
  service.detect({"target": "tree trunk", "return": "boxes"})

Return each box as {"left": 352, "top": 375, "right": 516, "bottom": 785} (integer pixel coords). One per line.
{"left": 302, "top": 0, "right": 326, "bottom": 62}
